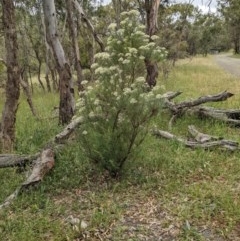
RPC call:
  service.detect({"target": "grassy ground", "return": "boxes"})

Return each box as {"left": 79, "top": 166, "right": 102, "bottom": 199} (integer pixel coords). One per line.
{"left": 1, "top": 56, "right": 240, "bottom": 240}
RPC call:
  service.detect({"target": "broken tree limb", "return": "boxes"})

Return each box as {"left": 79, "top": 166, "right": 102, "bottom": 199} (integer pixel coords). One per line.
{"left": 152, "top": 126, "right": 239, "bottom": 151}
{"left": 0, "top": 116, "right": 85, "bottom": 169}
{"left": 191, "top": 106, "right": 240, "bottom": 126}
{"left": 162, "top": 91, "right": 182, "bottom": 100}
{"left": 55, "top": 116, "right": 84, "bottom": 143}
{"left": 0, "top": 189, "right": 19, "bottom": 210}
{"left": 0, "top": 115, "right": 86, "bottom": 209}
{"left": 188, "top": 125, "right": 222, "bottom": 143}
{"left": 0, "top": 153, "right": 40, "bottom": 168}
{"left": 21, "top": 149, "right": 55, "bottom": 189}
{"left": 187, "top": 125, "right": 239, "bottom": 150}
{"left": 0, "top": 149, "right": 54, "bottom": 210}
{"left": 162, "top": 91, "right": 236, "bottom": 128}
{"left": 174, "top": 91, "right": 234, "bottom": 111}
{"left": 165, "top": 90, "right": 234, "bottom": 114}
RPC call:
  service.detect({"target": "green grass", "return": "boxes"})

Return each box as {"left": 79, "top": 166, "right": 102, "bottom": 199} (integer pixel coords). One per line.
{"left": 1, "top": 56, "right": 240, "bottom": 240}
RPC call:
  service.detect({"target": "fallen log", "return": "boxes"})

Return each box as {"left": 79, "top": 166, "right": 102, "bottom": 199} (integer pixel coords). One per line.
{"left": 0, "top": 149, "right": 54, "bottom": 209}
{"left": 0, "top": 117, "right": 84, "bottom": 169}
{"left": 188, "top": 125, "right": 222, "bottom": 143}
{"left": 162, "top": 91, "right": 236, "bottom": 128}
{"left": 21, "top": 149, "right": 54, "bottom": 189}
{"left": 191, "top": 106, "right": 240, "bottom": 126}
{"left": 164, "top": 90, "right": 234, "bottom": 114}
{"left": 0, "top": 117, "right": 84, "bottom": 209}
{"left": 0, "top": 153, "right": 40, "bottom": 168}
{"left": 152, "top": 126, "right": 239, "bottom": 151}
{"left": 55, "top": 116, "right": 84, "bottom": 143}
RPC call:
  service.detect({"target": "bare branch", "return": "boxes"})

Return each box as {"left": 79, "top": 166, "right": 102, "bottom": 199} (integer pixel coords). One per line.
{"left": 152, "top": 127, "right": 239, "bottom": 151}
{"left": 72, "top": 0, "right": 105, "bottom": 52}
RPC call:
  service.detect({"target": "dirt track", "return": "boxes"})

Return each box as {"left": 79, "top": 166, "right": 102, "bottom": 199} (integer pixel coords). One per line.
{"left": 214, "top": 53, "right": 240, "bottom": 77}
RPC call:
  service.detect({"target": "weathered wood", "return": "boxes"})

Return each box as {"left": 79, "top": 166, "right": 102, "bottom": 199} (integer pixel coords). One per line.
{"left": 0, "top": 153, "right": 40, "bottom": 168}
{"left": 162, "top": 91, "right": 236, "bottom": 128}
{"left": 166, "top": 91, "right": 234, "bottom": 114}
{"left": 0, "top": 116, "right": 84, "bottom": 169}
{"left": 0, "top": 189, "right": 19, "bottom": 209}
{"left": 162, "top": 91, "right": 182, "bottom": 100}
{"left": 21, "top": 149, "right": 54, "bottom": 189}
{"left": 55, "top": 116, "right": 84, "bottom": 143}
{"left": 192, "top": 106, "right": 240, "bottom": 126}
{"left": 188, "top": 125, "right": 221, "bottom": 143}
{"left": 0, "top": 114, "right": 87, "bottom": 209}
{"left": 152, "top": 127, "right": 239, "bottom": 151}
{"left": 0, "top": 149, "right": 54, "bottom": 210}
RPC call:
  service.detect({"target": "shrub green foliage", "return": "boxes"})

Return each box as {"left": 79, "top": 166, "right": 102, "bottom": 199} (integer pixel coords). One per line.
{"left": 75, "top": 10, "right": 167, "bottom": 176}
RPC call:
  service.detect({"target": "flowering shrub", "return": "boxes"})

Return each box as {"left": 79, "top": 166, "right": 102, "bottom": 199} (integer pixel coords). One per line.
{"left": 76, "top": 10, "right": 167, "bottom": 177}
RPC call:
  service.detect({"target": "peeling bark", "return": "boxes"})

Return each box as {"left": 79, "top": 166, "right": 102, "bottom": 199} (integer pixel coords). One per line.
{"left": 145, "top": 0, "right": 161, "bottom": 87}
{"left": 43, "top": 0, "right": 75, "bottom": 125}
{"left": 0, "top": 0, "right": 21, "bottom": 152}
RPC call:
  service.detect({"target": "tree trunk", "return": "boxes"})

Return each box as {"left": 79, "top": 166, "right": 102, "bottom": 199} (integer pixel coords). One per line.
{"left": 20, "top": 71, "right": 38, "bottom": 117}
{"left": 0, "top": 0, "right": 21, "bottom": 152}
{"left": 145, "top": 0, "right": 160, "bottom": 87}
{"left": 72, "top": 0, "right": 105, "bottom": 52}
{"left": 66, "top": 0, "right": 83, "bottom": 91}
{"left": 42, "top": 0, "right": 75, "bottom": 125}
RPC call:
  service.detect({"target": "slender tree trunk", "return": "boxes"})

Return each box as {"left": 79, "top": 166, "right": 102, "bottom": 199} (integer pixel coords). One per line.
{"left": 112, "top": 0, "right": 121, "bottom": 28}
{"left": 0, "top": 0, "right": 21, "bottom": 152}
{"left": 42, "top": 0, "right": 75, "bottom": 125}
{"left": 34, "top": 50, "right": 46, "bottom": 92}
{"left": 20, "top": 70, "right": 38, "bottom": 117}
{"left": 66, "top": 0, "right": 83, "bottom": 91}
{"left": 72, "top": 0, "right": 105, "bottom": 52}
{"left": 40, "top": 7, "right": 52, "bottom": 93}
{"left": 145, "top": 0, "right": 160, "bottom": 87}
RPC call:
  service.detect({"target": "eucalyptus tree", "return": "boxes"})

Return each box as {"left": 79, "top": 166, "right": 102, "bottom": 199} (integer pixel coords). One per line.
{"left": 196, "top": 13, "right": 230, "bottom": 56}
{"left": 218, "top": 0, "right": 240, "bottom": 54}
{"left": 42, "top": 0, "right": 75, "bottom": 125}
{"left": 66, "top": 0, "right": 83, "bottom": 91}
{"left": 158, "top": 3, "right": 200, "bottom": 63}
{"left": 0, "top": 0, "right": 21, "bottom": 151}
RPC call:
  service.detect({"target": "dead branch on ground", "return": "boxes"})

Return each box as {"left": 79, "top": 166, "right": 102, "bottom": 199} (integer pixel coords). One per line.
{"left": 162, "top": 91, "right": 238, "bottom": 128}
{"left": 0, "top": 117, "right": 84, "bottom": 210}
{"left": 152, "top": 125, "right": 239, "bottom": 151}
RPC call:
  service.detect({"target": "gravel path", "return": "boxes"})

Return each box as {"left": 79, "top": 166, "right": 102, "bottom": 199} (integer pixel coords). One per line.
{"left": 214, "top": 53, "right": 240, "bottom": 77}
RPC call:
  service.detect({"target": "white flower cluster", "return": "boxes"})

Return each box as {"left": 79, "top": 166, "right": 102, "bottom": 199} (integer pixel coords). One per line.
{"left": 94, "top": 52, "right": 110, "bottom": 61}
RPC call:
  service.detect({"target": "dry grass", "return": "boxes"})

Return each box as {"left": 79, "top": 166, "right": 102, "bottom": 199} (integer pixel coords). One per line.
{"left": 164, "top": 56, "right": 240, "bottom": 109}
